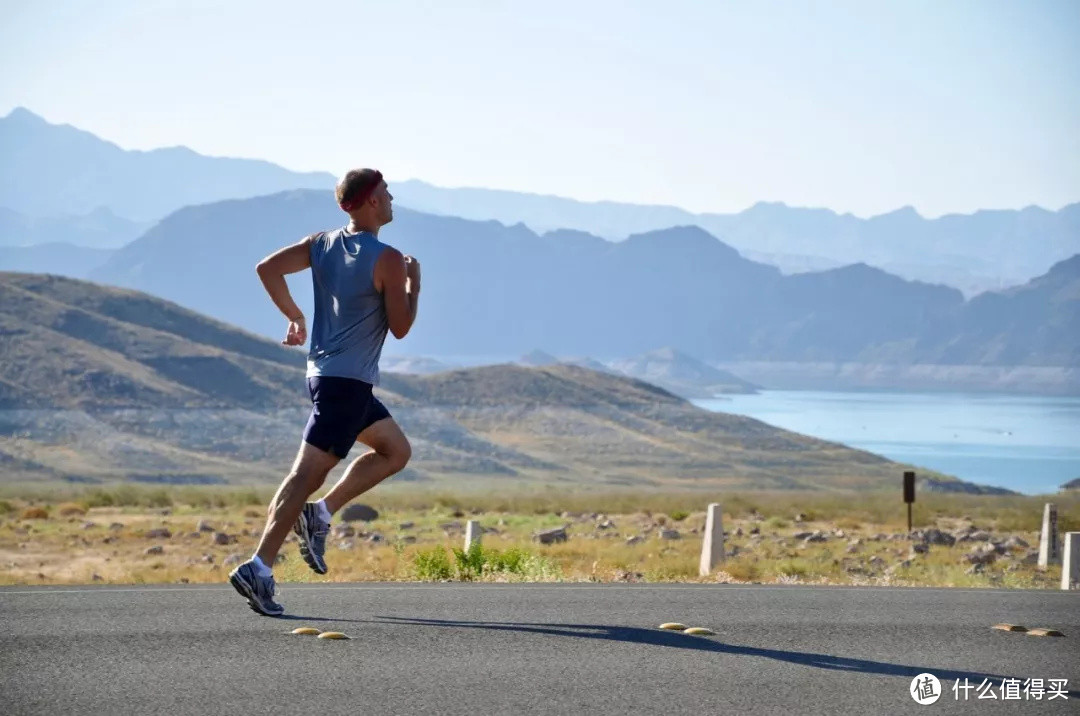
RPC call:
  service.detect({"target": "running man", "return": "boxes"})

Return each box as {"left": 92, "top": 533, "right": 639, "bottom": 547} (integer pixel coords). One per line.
{"left": 229, "top": 168, "right": 420, "bottom": 616}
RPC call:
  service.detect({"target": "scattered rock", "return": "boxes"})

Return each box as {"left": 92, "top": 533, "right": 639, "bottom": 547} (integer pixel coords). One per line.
{"left": 658, "top": 529, "right": 681, "bottom": 540}
{"left": 81, "top": 521, "right": 96, "bottom": 530}
{"left": 969, "top": 530, "right": 991, "bottom": 541}
{"left": 450, "top": 509, "right": 465, "bottom": 518}
{"left": 911, "top": 528, "right": 956, "bottom": 547}
{"left": 597, "top": 519, "right": 615, "bottom": 530}
{"left": 213, "top": 532, "right": 232, "bottom": 546}
{"left": 966, "top": 563, "right": 987, "bottom": 575}
{"left": 398, "top": 535, "right": 417, "bottom": 544}
{"left": 625, "top": 536, "right": 643, "bottom": 545}
{"left": 749, "top": 526, "right": 760, "bottom": 535}
{"left": 869, "top": 556, "right": 886, "bottom": 568}
{"left": 803, "top": 531, "right": 828, "bottom": 543}
{"left": 1003, "top": 536, "right": 1029, "bottom": 550}
{"left": 911, "top": 543, "right": 930, "bottom": 554}
{"left": 1020, "top": 549, "right": 1039, "bottom": 565}
{"left": 735, "top": 527, "right": 744, "bottom": 537}
{"left": 91, "top": 573, "right": 103, "bottom": 581}
{"left": 223, "top": 553, "right": 244, "bottom": 566}
{"left": 144, "top": 545, "right": 164, "bottom": 555}
{"left": 366, "top": 533, "right": 384, "bottom": 543}
{"left": 793, "top": 531, "right": 813, "bottom": 540}
{"left": 109, "top": 523, "right": 124, "bottom": 531}
{"left": 833, "top": 529, "right": 846, "bottom": 538}
{"left": 333, "top": 525, "right": 356, "bottom": 539}
{"left": 144, "top": 528, "right": 171, "bottom": 539}
{"left": 963, "top": 545, "right": 998, "bottom": 565}
{"left": 340, "top": 504, "right": 379, "bottom": 522}
{"left": 196, "top": 520, "right": 215, "bottom": 533}
{"left": 398, "top": 521, "right": 414, "bottom": 530}
{"left": 201, "top": 554, "right": 215, "bottom": 564}
{"left": 439, "top": 521, "right": 464, "bottom": 532}
{"left": 793, "top": 512, "right": 807, "bottom": 523}
{"left": 338, "top": 540, "right": 355, "bottom": 550}
{"left": 845, "top": 544, "right": 860, "bottom": 554}
{"left": 534, "top": 526, "right": 568, "bottom": 545}
{"left": 614, "top": 569, "right": 643, "bottom": 582}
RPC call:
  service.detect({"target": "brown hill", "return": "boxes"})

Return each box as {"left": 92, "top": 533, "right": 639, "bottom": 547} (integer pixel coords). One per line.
{"left": 0, "top": 272, "right": 971, "bottom": 491}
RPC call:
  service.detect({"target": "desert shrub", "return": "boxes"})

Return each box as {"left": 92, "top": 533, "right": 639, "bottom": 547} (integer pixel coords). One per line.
{"left": 723, "top": 561, "right": 761, "bottom": 582}
{"left": 669, "top": 510, "right": 689, "bottom": 522}
{"left": 774, "top": 560, "right": 809, "bottom": 578}
{"left": 452, "top": 543, "right": 487, "bottom": 580}
{"left": 486, "top": 547, "right": 530, "bottom": 574}
{"left": 57, "top": 502, "right": 88, "bottom": 516}
{"left": 413, "top": 547, "right": 453, "bottom": 581}
{"left": 0, "top": 500, "right": 13, "bottom": 515}
{"left": 20, "top": 506, "right": 49, "bottom": 520}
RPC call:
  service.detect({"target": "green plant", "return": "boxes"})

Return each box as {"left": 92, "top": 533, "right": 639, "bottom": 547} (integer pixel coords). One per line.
{"left": 0, "top": 499, "right": 13, "bottom": 515}
{"left": 486, "top": 547, "right": 530, "bottom": 574}
{"left": 452, "top": 543, "right": 487, "bottom": 580}
{"left": 668, "top": 510, "right": 689, "bottom": 522}
{"left": 412, "top": 547, "right": 453, "bottom": 580}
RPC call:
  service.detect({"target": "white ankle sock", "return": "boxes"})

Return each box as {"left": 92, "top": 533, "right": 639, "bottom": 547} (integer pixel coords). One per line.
{"left": 251, "top": 554, "right": 272, "bottom": 576}
{"left": 315, "top": 499, "right": 332, "bottom": 523}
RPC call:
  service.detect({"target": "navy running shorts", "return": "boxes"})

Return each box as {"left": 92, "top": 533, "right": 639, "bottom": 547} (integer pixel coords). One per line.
{"left": 302, "top": 376, "right": 392, "bottom": 459}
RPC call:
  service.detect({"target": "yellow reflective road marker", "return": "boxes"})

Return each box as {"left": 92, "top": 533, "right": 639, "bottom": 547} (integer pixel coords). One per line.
{"left": 317, "top": 631, "right": 351, "bottom": 640}
{"left": 1026, "top": 628, "right": 1064, "bottom": 637}
{"left": 290, "top": 627, "right": 321, "bottom": 635}
{"left": 683, "top": 627, "right": 716, "bottom": 636}
{"left": 659, "top": 623, "right": 687, "bottom": 631}
{"left": 991, "top": 624, "right": 1028, "bottom": 632}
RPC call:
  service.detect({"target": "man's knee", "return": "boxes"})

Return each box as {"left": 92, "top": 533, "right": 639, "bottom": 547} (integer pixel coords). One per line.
{"left": 384, "top": 437, "right": 411, "bottom": 474}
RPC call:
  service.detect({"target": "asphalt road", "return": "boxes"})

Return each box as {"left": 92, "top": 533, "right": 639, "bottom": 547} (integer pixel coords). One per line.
{"left": 1, "top": 583, "right": 1077, "bottom": 715}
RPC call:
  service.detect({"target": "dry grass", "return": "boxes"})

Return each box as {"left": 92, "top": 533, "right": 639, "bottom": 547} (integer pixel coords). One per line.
{"left": 0, "top": 487, "right": 1074, "bottom": 589}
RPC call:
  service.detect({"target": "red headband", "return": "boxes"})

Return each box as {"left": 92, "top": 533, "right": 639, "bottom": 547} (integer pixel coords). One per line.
{"left": 339, "top": 170, "right": 383, "bottom": 212}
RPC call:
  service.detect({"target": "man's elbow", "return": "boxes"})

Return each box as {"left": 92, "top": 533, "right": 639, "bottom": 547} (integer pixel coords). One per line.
{"left": 390, "top": 325, "right": 411, "bottom": 340}
{"left": 255, "top": 260, "right": 270, "bottom": 278}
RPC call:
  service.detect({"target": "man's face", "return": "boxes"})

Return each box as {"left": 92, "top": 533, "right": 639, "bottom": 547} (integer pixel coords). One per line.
{"left": 377, "top": 181, "right": 394, "bottom": 225}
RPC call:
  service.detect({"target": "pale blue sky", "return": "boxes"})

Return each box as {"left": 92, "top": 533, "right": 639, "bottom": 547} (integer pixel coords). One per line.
{"left": 1, "top": 0, "right": 1077, "bottom": 217}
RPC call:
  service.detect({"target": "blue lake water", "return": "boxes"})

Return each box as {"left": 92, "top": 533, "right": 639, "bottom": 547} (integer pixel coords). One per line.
{"left": 692, "top": 391, "right": 1080, "bottom": 495}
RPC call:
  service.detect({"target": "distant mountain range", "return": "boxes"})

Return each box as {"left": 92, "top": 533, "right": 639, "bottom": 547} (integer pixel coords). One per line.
{"left": 0, "top": 108, "right": 333, "bottom": 223}
{"left": 1, "top": 271, "right": 964, "bottom": 492}
{"left": 81, "top": 190, "right": 1078, "bottom": 394}
{"left": 391, "top": 180, "right": 1080, "bottom": 295}
{"left": 3, "top": 107, "right": 1078, "bottom": 295}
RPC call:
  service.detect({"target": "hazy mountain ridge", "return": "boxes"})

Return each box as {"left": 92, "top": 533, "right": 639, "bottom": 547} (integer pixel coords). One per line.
{"left": 0, "top": 272, "right": 955, "bottom": 491}
{"left": 3, "top": 108, "right": 1076, "bottom": 296}
{"left": 86, "top": 191, "right": 1079, "bottom": 387}
{"left": 0, "top": 108, "right": 334, "bottom": 222}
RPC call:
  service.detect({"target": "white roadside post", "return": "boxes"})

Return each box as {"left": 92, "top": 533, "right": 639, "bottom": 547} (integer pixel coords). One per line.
{"left": 699, "top": 503, "right": 725, "bottom": 577}
{"left": 1062, "top": 532, "right": 1080, "bottom": 591}
{"left": 1038, "top": 503, "right": 1060, "bottom": 568}
{"left": 465, "top": 520, "right": 481, "bottom": 552}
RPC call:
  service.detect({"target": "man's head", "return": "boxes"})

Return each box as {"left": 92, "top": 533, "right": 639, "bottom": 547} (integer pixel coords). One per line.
{"left": 336, "top": 168, "right": 393, "bottom": 226}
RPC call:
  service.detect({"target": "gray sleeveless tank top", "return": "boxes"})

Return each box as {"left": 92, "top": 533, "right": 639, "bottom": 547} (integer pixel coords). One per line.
{"left": 305, "top": 228, "right": 389, "bottom": 385}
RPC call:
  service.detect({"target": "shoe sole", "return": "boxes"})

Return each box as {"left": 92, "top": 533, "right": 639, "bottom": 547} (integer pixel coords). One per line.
{"left": 228, "top": 569, "right": 284, "bottom": 617}
{"left": 294, "top": 510, "right": 328, "bottom": 575}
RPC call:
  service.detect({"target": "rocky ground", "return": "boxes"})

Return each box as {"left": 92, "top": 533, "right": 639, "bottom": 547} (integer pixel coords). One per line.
{"left": 0, "top": 497, "right": 1067, "bottom": 589}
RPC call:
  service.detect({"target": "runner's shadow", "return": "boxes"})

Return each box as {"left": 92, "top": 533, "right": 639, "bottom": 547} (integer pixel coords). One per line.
{"left": 374, "top": 615, "right": 1079, "bottom": 697}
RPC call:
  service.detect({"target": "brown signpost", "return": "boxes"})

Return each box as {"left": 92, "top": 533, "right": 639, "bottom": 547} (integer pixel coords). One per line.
{"left": 903, "top": 471, "right": 916, "bottom": 533}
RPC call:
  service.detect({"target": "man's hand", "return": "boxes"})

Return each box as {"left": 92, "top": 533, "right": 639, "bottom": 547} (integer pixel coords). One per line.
{"left": 404, "top": 255, "right": 421, "bottom": 288}
{"left": 283, "top": 315, "right": 307, "bottom": 346}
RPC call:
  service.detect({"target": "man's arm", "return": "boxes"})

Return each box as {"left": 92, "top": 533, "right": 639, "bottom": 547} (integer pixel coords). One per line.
{"left": 256, "top": 235, "right": 314, "bottom": 346}
{"left": 375, "top": 247, "right": 420, "bottom": 339}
